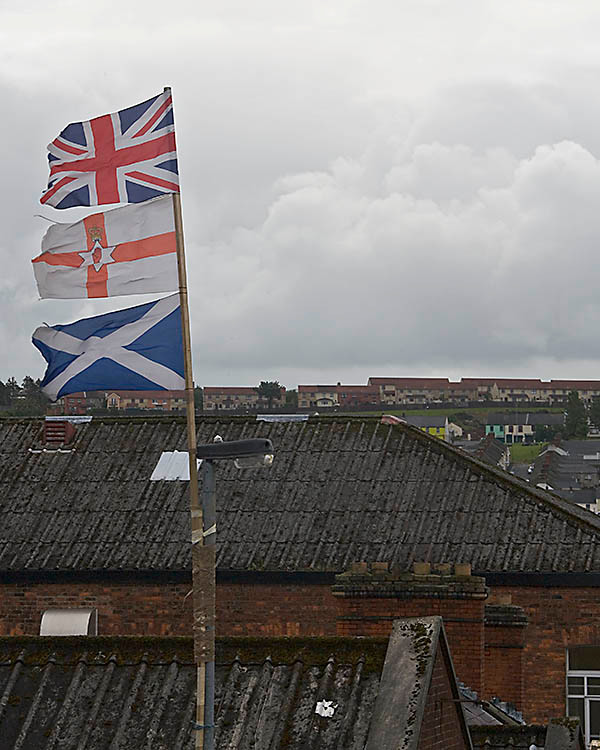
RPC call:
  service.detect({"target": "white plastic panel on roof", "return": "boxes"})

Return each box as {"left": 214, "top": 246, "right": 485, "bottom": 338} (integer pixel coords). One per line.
{"left": 45, "top": 415, "right": 93, "bottom": 423}
{"left": 150, "top": 451, "right": 202, "bottom": 480}
{"left": 256, "top": 414, "right": 309, "bottom": 422}
{"left": 40, "top": 608, "right": 98, "bottom": 636}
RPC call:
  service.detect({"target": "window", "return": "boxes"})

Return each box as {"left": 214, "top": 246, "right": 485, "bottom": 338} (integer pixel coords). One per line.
{"left": 567, "top": 647, "right": 600, "bottom": 746}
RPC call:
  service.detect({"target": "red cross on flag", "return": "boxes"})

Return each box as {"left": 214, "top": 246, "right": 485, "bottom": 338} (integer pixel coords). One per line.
{"left": 32, "top": 195, "right": 178, "bottom": 299}
{"left": 40, "top": 90, "right": 178, "bottom": 209}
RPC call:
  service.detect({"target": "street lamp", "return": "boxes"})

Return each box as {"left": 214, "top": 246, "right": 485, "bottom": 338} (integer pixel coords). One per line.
{"left": 193, "top": 436, "right": 275, "bottom": 750}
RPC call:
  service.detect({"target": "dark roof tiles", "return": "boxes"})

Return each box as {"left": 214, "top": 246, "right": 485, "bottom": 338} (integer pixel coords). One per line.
{"left": 2, "top": 416, "right": 600, "bottom": 573}
{"left": 0, "top": 636, "right": 382, "bottom": 750}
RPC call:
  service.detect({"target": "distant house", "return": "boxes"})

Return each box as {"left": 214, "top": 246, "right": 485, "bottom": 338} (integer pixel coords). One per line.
{"left": 485, "top": 412, "right": 564, "bottom": 444}
{"left": 368, "top": 377, "right": 472, "bottom": 405}
{"left": 53, "top": 390, "right": 185, "bottom": 414}
{"left": 106, "top": 390, "right": 186, "bottom": 412}
{"left": 404, "top": 414, "right": 449, "bottom": 441}
{"left": 532, "top": 439, "right": 600, "bottom": 497}
{"left": 203, "top": 386, "right": 286, "bottom": 411}
{"left": 457, "top": 434, "right": 511, "bottom": 470}
{"left": 55, "top": 391, "right": 104, "bottom": 415}
{"left": 298, "top": 383, "right": 378, "bottom": 409}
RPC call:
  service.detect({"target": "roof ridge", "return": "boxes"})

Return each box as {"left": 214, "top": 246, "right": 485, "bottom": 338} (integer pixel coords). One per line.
{"left": 400, "top": 420, "right": 600, "bottom": 536}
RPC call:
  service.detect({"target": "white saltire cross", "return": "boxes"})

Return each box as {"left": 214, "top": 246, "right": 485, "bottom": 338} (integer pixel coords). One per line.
{"left": 34, "top": 294, "right": 184, "bottom": 400}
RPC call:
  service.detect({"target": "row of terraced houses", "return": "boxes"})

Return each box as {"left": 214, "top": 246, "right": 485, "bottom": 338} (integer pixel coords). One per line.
{"left": 51, "top": 378, "right": 600, "bottom": 416}
{"left": 297, "top": 377, "right": 600, "bottom": 408}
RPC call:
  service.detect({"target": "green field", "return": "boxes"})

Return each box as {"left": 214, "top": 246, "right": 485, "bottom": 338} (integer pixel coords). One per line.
{"left": 509, "top": 443, "right": 545, "bottom": 463}
{"left": 342, "top": 406, "right": 564, "bottom": 418}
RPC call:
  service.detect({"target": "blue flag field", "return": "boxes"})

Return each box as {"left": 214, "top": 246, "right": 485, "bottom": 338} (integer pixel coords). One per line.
{"left": 32, "top": 294, "right": 184, "bottom": 400}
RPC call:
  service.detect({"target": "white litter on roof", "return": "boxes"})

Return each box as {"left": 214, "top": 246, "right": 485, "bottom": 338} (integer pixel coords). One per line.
{"left": 150, "top": 451, "right": 202, "bottom": 480}
{"left": 315, "top": 700, "right": 337, "bottom": 717}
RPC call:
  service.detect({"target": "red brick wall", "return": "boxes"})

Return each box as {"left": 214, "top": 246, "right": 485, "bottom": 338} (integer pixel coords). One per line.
{"left": 218, "top": 580, "right": 337, "bottom": 636}
{"left": 0, "top": 580, "right": 194, "bottom": 636}
{"left": 484, "top": 621, "right": 524, "bottom": 709}
{"left": 6, "top": 576, "right": 600, "bottom": 727}
{"left": 491, "top": 585, "right": 600, "bottom": 723}
{"left": 0, "top": 579, "right": 338, "bottom": 638}
{"left": 336, "top": 596, "right": 485, "bottom": 695}
{"left": 417, "top": 647, "right": 469, "bottom": 750}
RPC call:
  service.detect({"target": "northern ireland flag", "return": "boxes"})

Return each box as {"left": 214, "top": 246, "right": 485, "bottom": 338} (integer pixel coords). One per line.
{"left": 32, "top": 195, "right": 178, "bottom": 299}
{"left": 40, "top": 90, "right": 178, "bottom": 209}
{"left": 32, "top": 294, "right": 184, "bottom": 401}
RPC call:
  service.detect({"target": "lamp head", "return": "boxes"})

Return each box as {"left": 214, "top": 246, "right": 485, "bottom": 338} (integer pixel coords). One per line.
{"left": 196, "top": 438, "right": 274, "bottom": 464}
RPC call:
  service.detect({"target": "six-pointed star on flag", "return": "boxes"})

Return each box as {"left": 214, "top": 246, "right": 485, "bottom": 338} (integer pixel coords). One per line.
{"left": 79, "top": 239, "right": 117, "bottom": 272}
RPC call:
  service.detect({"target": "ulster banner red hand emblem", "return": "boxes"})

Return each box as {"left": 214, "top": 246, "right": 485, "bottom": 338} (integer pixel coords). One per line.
{"left": 32, "top": 195, "right": 178, "bottom": 299}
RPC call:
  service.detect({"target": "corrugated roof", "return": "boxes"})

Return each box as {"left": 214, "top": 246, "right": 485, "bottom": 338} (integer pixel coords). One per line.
{"left": 0, "top": 625, "right": 491, "bottom": 750}
{"left": 0, "top": 635, "right": 383, "bottom": 750}
{"left": 3, "top": 416, "right": 600, "bottom": 574}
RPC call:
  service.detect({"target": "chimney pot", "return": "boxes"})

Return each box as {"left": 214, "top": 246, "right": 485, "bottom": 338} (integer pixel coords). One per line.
{"left": 412, "top": 562, "right": 431, "bottom": 576}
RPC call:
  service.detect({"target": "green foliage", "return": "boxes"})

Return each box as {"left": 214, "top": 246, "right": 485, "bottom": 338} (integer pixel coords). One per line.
{"left": 565, "top": 390, "right": 588, "bottom": 438}
{"left": 194, "top": 386, "right": 203, "bottom": 410}
{"left": 0, "top": 375, "right": 49, "bottom": 415}
{"left": 5, "top": 377, "right": 19, "bottom": 403}
{"left": 589, "top": 397, "right": 600, "bottom": 431}
{"left": 285, "top": 389, "right": 298, "bottom": 408}
{"left": 534, "top": 424, "right": 561, "bottom": 443}
{"left": 0, "top": 381, "right": 9, "bottom": 406}
{"left": 255, "top": 381, "right": 282, "bottom": 408}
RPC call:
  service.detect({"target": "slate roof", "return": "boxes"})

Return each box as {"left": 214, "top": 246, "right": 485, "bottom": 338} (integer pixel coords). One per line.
{"left": 532, "top": 441, "right": 600, "bottom": 491}
{"left": 3, "top": 415, "right": 600, "bottom": 574}
{"left": 404, "top": 415, "right": 447, "bottom": 428}
{"left": 486, "top": 412, "right": 564, "bottom": 426}
{"left": 457, "top": 435, "right": 508, "bottom": 467}
{"left": 470, "top": 722, "right": 584, "bottom": 750}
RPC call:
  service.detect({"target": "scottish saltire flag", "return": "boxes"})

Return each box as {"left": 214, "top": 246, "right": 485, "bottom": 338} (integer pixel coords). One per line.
{"left": 32, "top": 196, "right": 178, "bottom": 299}
{"left": 40, "top": 90, "right": 179, "bottom": 209}
{"left": 32, "top": 294, "right": 184, "bottom": 400}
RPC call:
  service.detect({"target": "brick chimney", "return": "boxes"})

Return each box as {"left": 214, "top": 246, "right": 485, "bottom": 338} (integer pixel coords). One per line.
{"left": 332, "top": 561, "right": 488, "bottom": 694}
{"left": 484, "top": 596, "right": 528, "bottom": 709}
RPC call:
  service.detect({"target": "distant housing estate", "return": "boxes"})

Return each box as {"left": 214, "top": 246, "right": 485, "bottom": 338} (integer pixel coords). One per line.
{"left": 53, "top": 390, "right": 186, "bottom": 414}
{"left": 48, "top": 376, "right": 600, "bottom": 416}
{"left": 203, "top": 385, "right": 286, "bottom": 411}
{"left": 486, "top": 412, "right": 565, "bottom": 444}
{"left": 298, "top": 377, "right": 600, "bottom": 407}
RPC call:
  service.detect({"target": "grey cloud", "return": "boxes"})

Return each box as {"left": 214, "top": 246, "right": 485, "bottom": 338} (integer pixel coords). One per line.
{"left": 4, "top": 3, "right": 600, "bottom": 388}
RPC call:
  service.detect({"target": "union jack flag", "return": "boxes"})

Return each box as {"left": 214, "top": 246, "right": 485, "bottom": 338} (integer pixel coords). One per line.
{"left": 41, "top": 90, "right": 179, "bottom": 209}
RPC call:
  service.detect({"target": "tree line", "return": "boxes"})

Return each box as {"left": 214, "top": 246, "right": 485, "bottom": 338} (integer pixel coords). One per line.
{"left": 0, "top": 376, "right": 50, "bottom": 416}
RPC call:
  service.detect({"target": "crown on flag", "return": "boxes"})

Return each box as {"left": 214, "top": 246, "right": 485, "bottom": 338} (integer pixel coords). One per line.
{"left": 87, "top": 225, "right": 104, "bottom": 242}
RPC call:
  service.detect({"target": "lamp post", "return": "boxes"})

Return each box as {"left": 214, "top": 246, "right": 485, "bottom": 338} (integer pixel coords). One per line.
{"left": 193, "top": 437, "right": 275, "bottom": 750}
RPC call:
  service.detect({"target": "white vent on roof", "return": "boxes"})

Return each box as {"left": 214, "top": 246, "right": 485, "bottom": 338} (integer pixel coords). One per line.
{"left": 150, "top": 451, "right": 202, "bottom": 480}
{"left": 40, "top": 608, "right": 98, "bottom": 636}
{"left": 584, "top": 453, "right": 600, "bottom": 460}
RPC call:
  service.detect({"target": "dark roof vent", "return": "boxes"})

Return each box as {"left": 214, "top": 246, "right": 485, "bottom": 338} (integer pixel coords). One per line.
{"left": 43, "top": 420, "right": 76, "bottom": 446}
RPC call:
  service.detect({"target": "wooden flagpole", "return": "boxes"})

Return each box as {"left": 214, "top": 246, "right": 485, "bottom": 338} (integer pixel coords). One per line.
{"left": 167, "top": 87, "right": 213, "bottom": 750}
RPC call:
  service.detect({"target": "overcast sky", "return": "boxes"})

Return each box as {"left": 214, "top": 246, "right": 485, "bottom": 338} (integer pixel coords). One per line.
{"left": 3, "top": 1, "right": 600, "bottom": 389}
